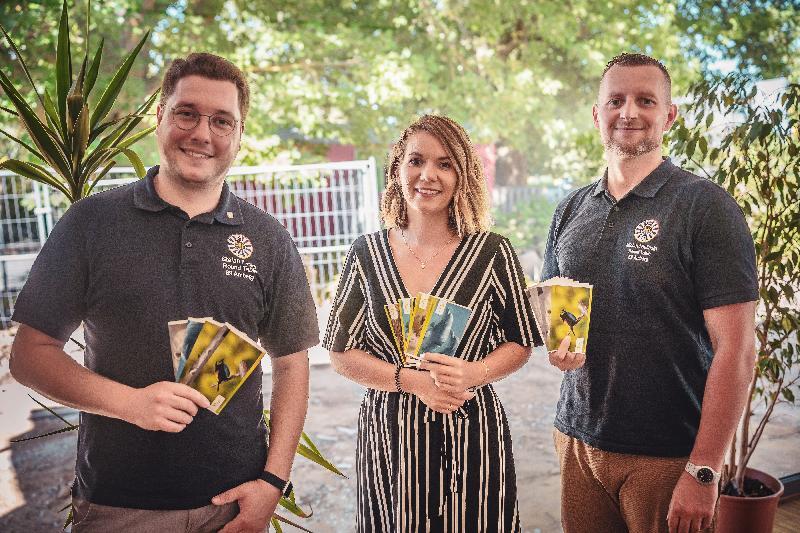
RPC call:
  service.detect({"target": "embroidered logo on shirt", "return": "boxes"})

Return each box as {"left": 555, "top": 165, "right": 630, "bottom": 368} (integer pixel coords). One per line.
{"left": 227, "top": 234, "right": 254, "bottom": 260}
{"left": 634, "top": 219, "right": 660, "bottom": 243}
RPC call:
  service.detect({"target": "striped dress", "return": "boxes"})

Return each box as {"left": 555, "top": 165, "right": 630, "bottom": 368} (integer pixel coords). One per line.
{"left": 323, "top": 230, "right": 540, "bottom": 533}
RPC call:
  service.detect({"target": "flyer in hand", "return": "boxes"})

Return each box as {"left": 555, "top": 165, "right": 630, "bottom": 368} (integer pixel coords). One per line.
{"left": 168, "top": 318, "right": 266, "bottom": 414}
{"left": 526, "top": 277, "right": 593, "bottom": 353}
{"left": 190, "top": 325, "right": 267, "bottom": 415}
{"left": 384, "top": 293, "right": 471, "bottom": 367}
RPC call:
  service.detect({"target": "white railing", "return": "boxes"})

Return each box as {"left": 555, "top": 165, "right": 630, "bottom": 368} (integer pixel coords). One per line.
{"left": 0, "top": 159, "right": 380, "bottom": 327}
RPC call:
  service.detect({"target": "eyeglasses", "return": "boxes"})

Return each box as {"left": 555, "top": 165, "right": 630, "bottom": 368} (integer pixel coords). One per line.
{"left": 169, "top": 106, "right": 239, "bottom": 137}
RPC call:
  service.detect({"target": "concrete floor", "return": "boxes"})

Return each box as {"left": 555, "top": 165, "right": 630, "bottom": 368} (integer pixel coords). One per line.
{"left": 0, "top": 339, "right": 797, "bottom": 532}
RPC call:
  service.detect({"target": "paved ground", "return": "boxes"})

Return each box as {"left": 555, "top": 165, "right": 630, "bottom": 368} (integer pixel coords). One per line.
{"left": 0, "top": 329, "right": 798, "bottom": 532}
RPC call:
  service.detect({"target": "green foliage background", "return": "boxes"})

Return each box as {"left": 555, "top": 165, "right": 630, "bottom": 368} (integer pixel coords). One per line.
{"left": 2, "top": 0, "right": 798, "bottom": 186}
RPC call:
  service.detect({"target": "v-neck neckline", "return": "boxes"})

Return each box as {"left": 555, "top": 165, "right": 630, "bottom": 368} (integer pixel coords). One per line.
{"left": 383, "top": 228, "right": 465, "bottom": 299}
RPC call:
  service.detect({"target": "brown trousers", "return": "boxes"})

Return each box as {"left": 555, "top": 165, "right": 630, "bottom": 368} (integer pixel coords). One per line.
{"left": 553, "top": 428, "right": 692, "bottom": 533}
{"left": 71, "top": 497, "right": 240, "bottom": 533}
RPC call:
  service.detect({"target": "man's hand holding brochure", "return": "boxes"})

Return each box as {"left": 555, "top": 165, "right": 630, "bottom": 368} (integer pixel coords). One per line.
{"left": 526, "top": 277, "right": 593, "bottom": 371}
{"left": 167, "top": 318, "right": 266, "bottom": 414}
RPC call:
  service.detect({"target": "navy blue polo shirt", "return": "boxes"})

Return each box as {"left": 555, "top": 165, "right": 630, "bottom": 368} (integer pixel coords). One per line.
{"left": 12, "top": 166, "right": 319, "bottom": 509}
{"left": 541, "top": 158, "right": 757, "bottom": 456}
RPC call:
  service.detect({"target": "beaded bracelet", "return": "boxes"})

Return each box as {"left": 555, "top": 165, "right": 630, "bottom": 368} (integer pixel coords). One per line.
{"left": 394, "top": 364, "right": 407, "bottom": 395}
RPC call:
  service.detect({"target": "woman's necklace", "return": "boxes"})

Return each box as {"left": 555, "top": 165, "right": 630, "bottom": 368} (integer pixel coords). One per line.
{"left": 400, "top": 228, "right": 456, "bottom": 269}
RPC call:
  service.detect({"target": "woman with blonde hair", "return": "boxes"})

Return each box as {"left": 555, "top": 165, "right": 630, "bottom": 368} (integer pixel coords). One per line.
{"left": 324, "top": 115, "right": 540, "bottom": 532}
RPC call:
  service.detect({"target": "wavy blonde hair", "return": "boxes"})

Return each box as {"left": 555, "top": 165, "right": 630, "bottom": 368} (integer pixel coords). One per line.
{"left": 380, "top": 115, "right": 491, "bottom": 235}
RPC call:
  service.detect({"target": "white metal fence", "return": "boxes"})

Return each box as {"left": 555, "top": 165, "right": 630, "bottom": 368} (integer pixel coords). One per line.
{"left": 0, "top": 159, "right": 380, "bottom": 327}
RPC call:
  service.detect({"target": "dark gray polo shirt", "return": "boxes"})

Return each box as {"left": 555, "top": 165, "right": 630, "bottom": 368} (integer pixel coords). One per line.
{"left": 541, "top": 158, "right": 757, "bottom": 456}
{"left": 12, "top": 166, "right": 319, "bottom": 509}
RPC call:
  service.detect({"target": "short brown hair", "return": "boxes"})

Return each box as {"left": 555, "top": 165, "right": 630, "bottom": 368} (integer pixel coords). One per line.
{"left": 381, "top": 115, "right": 491, "bottom": 236}
{"left": 601, "top": 53, "right": 672, "bottom": 100}
{"left": 160, "top": 52, "right": 250, "bottom": 121}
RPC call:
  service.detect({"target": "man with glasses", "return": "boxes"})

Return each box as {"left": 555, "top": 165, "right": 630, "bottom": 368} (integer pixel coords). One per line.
{"left": 10, "top": 53, "right": 319, "bottom": 532}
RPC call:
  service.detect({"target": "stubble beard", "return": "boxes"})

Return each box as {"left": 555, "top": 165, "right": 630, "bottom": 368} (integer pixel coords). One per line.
{"left": 603, "top": 134, "right": 661, "bottom": 159}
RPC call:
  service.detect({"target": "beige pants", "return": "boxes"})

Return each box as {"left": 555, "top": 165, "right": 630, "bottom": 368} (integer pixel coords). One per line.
{"left": 71, "top": 497, "right": 240, "bottom": 533}
{"left": 553, "top": 428, "right": 702, "bottom": 533}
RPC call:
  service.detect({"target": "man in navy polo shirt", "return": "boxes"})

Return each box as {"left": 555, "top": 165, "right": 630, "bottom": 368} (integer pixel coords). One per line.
{"left": 10, "top": 53, "right": 319, "bottom": 532}
{"left": 543, "top": 53, "right": 758, "bottom": 533}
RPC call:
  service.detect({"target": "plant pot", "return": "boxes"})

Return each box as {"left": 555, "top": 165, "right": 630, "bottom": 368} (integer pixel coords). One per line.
{"left": 717, "top": 467, "right": 784, "bottom": 533}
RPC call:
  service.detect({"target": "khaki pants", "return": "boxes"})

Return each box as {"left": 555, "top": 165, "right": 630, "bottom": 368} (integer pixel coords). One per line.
{"left": 71, "top": 497, "right": 240, "bottom": 533}
{"left": 553, "top": 428, "right": 697, "bottom": 533}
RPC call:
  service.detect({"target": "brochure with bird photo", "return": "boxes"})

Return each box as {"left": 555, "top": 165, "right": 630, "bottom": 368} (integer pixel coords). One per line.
{"left": 385, "top": 303, "right": 405, "bottom": 360}
{"left": 400, "top": 293, "right": 472, "bottom": 368}
{"left": 526, "top": 277, "right": 593, "bottom": 354}
{"left": 176, "top": 317, "right": 209, "bottom": 380}
{"left": 167, "top": 318, "right": 266, "bottom": 414}
{"left": 168, "top": 319, "right": 188, "bottom": 379}
{"left": 190, "top": 325, "right": 267, "bottom": 415}
{"left": 178, "top": 318, "right": 228, "bottom": 386}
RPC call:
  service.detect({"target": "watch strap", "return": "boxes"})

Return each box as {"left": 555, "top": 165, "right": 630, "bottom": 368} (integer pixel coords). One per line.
{"left": 258, "top": 470, "right": 293, "bottom": 497}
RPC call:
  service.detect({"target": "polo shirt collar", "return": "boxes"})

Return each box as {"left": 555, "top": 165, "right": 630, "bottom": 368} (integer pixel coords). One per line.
{"left": 134, "top": 165, "right": 243, "bottom": 225}
{"left": 591, "top": 157, "right": 675, "bottom": 199}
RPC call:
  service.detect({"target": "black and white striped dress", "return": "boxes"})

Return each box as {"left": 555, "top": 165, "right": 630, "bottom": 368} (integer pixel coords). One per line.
{"left": 323, "top": 230, "right": 540, "bottom": 533}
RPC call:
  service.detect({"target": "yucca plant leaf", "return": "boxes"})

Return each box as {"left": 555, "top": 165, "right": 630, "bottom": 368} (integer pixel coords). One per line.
{"left": 62, "top": 505, "right": 73, "bottom": 530}
{"left": 84, "top": 159, "right": 117, "bottom": 197}
{"left": 67, "top": 57, "right": 87, "bottom": 134}
{"left": 55, "top": 0, "right": 72, "bottom": 132}
{"left": 115, "top": 125, "right": 156, "bottom": 150}
{"left": 0, "top": 24, "right": 46, "bottom": 110}
{"left": 0, "top": 126, "right": 45, "bottom": 160}
{"left": 0, "top": 88, "right": 71, "bottom": 181}
{"left": 0, "top": 70, "right": 71, "bottom": 175}
{"left": 120, "top": 148, "right": 146, "bottom": 178}
{"left": 1, "top": 105, "right": 18, "bottom": 116}
{"left": 274, "top": 512, "right": 314, "bottom": 532}
{"left": 0, "top": 159, "right": 70, "bottom": 198}
{"left": 94, "top": 89, "right": 161, "bottom": 148}
{"left": 84, "top": 38, "right": 104, "bottom": 100}
{"left": 43, "top": 90, "right": 66, "bottom": 141}
{"left": 71, "top": 104, "right": 90, "bottom": 170}
{"left": 279, "top": 494, "right": 312, "bottom": 518}
{"left": 90, "top": 30, "right": 150, "bottom": 128}
{"left": 27, "top": 393, "right": 76, "bottom": 426}
{"left": 297, "top": 441, "right": 346, "bottom": 477}
{"left": 82, "top": 145, "right": 117, "bottom": 176}
{"left": 11, "top": 425, "right": 79, "bottom": 442}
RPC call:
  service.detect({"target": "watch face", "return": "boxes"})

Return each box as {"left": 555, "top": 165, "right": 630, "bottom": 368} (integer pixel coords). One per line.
{"left": 697, "top": 467, "right": 715, "bottom": 484}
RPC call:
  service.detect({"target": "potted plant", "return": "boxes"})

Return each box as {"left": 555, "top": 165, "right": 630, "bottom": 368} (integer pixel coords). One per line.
{"left": 2, "top": 3, "right": 345, "bottom": 531}
{"left": 670, "top": 73, "right": 799, "bottom": 533}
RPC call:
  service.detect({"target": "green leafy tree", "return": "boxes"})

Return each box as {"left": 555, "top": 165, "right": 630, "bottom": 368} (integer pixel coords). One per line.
{"left": 670, "top": 73, "right": 799, "bottom": 495}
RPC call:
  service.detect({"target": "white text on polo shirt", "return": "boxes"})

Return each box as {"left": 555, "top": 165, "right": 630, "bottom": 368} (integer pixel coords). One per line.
{"left": 221, "top": 255, "right": 258, "bottom": 281}
{"left": 626, "top": 242, "right": 658, "bottom": 263}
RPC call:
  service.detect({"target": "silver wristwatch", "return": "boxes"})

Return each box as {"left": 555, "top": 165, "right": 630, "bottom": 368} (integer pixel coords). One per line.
{"left": 685, "top": 461, "right": 721, "bottom": 485}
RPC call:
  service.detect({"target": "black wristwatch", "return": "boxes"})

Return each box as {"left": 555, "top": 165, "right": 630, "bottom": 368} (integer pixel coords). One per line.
{"left": 258, "top": 470, "right": 293, "bottom": 497}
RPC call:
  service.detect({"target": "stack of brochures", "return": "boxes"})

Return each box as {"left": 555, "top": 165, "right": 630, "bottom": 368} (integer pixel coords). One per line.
{"left": 384, "top": 293, "right": 472, "bottom": 368}
{"left": 526, "top": 277, "right": 593, "bottom": 354}
{"left": 167, "top": 318, "right": 266, "bottom": 415}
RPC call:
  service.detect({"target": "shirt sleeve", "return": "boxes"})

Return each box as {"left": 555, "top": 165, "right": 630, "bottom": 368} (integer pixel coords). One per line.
{"left": 11, "top": 201, "right": 89, "bottom": 342}
{"left": 322, "top": 238, "right": 367, "bottom": 352}
{"left": 257, "top": 231, "right": 320, "bottom": 357}
{"left": 691, "top": 187, "right": 759, "bottom": 309}
{"left": 495, "top": 236, "right": 543, "bottom": 347}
